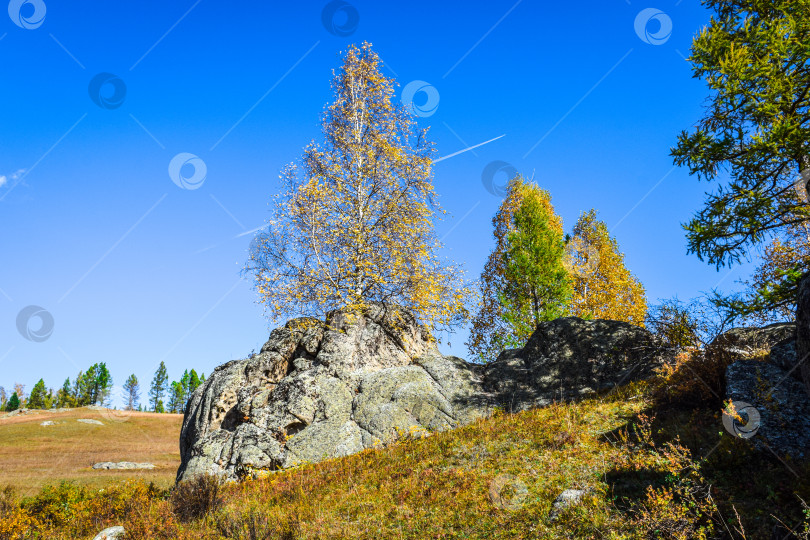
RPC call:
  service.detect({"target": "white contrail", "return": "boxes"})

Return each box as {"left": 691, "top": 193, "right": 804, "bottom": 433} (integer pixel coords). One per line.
{"left": 434, "top": 134, "right": 506, "bottom": 163}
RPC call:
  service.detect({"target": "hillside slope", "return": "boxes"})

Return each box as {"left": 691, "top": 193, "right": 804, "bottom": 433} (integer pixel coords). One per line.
{"left": 3, "top": 378, "right": 809, "bottom": 539}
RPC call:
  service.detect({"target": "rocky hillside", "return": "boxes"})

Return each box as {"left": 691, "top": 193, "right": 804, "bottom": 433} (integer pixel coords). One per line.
{"left": 4, "top": 295, "right": 810, "bottom": 539}
{"left": 177, "top": 304, "right": 668, "bottom": 482}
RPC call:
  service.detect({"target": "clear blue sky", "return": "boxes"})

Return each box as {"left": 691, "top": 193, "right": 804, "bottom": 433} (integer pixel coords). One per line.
{"left": 1, "top": 0, "right": 755, "bottom": 405}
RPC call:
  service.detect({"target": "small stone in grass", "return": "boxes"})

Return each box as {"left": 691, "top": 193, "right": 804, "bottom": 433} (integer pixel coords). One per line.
{"left": 92, "top": 526, "right": 125, "bottom": 540}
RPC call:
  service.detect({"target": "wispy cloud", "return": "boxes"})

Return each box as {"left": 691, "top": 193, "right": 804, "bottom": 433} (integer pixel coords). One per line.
{"left": 0, "top": 169, "right": 27, "bottom": 191}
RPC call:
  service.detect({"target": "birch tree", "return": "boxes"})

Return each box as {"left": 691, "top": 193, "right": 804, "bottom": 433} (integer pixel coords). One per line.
{"left": 247, "top": 43, "right": 467, "bottom": 331}
{"left": 565, "top": 210, "right": 647, "bottom": 325}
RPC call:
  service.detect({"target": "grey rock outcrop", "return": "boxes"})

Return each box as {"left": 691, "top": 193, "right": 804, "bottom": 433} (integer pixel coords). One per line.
{"left": 725, "top": 359, "right": 810, "bottom": 458}
{"left": 177, "top": 310, "right": 666, "bottom": 483}
{"left": 769, "top": 338, "right": 801, "bottom": 379}
{"left": 177, "top": 305, "right": 492, "bottom": 483}
{"left": 482, "top": 317, "right": 665, "bottom": 412}
{"left": 797, "top": 271, "right": 810, "bottom": 395}
{"left": 1, "top": 408, "right": 36, "bottom": 418}
{"left": 710, "top": 322, "right": 803, "bottom": 384}
{"left": 709, "top": 322, "right": 795, "bottom": 356}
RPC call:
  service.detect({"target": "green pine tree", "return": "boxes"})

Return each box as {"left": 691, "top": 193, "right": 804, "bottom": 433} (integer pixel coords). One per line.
{"left": 167, "top": 381, "right": 187, "bottom": 414}
{"left": 27, "top": 379, "right": 47, "bottom": 409}
{"left": 76, "top": 365, "right": 99, "bottom": 406}
{"left": 5, "top": 392, "right": 20, "bottom": 412}
{"left": 123, "top": 374, "right": 140, "bottom": 411}
{"left": 96, "top": 363, "right": 113, "bottom": 406}
{"left": 149, "top": 362, "right": 169, "bottom": 413}
{"left": 468, "top": 177, "right": 572, "bottom": 359}
{"left": 56, "top": 378, "right": 75, "bottom": 408}
{"left": 500, "top": 181, "right": 571, "bottom": 342}
{"left": 188, "top": 369, "right": 202, "bottom": 394}
{"left": 672, "top": 0, "right": 810, "bottom": 320}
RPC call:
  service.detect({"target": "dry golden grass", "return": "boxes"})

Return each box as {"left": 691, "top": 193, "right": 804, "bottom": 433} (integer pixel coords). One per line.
{"left": 1, "top": 377, "right": 809, "bottom": 539}
{"left": 0, "top": 407, "right": 182, "bottom": 495}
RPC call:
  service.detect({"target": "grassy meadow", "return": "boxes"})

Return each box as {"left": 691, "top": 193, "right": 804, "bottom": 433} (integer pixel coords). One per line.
{"left": 0, "top": 407, "right": 182, "bottom": 495}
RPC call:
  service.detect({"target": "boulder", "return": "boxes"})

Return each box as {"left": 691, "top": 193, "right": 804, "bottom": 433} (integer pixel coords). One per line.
{"left": 482, "top": 317, "right": 665, "bottom": 411}
{"left": 92, "top": 462, "right": 155, "bottom": 470}
{"left": 92, "top": 526, "right": 125, "bottom": 540}
{"left": 709, "top": 322, "right": 795, "bottom": 356}
{"left": 77, "top": 419, "right": 104, "bottom": 426}
{"left": 725, "top": 360, "right": 810, "bottom": 458}
{"left": 2, "top": 408, "right": 35, "bottom": 418}
{"left": 797, "top": 271, "right": 810, "bottom": 395}
{"left": 769, "top": 338, "right": 801, "bottom": 378}
{"left": 177, "top": 304, "right": 493, "bottom": 483}
{"left": 178, "top": 311, "right": 669, "bottom": 483}
{"left": 548, "top": 489, "right": 586, "bottom": 521}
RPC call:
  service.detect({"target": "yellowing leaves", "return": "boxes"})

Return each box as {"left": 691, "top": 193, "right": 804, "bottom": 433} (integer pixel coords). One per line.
{"left": 468, "top": 183, "right": 648, "bottom": 362}
{"left": 567, "top": 210, "right": 647, "bottom": 327}
{"left": 245, "top": 42, "right": 467, "bottom": 333}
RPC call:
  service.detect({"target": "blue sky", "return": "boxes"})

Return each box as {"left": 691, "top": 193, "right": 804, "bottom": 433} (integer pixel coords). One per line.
{"left": 1, "top": 0, "right": 755, "bottom": 406}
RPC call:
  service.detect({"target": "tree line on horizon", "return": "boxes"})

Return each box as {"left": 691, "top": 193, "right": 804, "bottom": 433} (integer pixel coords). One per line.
{"left": 0, "top": 360, "right": 205, "bottom": 414}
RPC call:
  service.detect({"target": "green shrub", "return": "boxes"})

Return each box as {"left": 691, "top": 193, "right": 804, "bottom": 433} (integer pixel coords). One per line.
{"left": 21, "top": 481, "right": 88, "bottom": 528}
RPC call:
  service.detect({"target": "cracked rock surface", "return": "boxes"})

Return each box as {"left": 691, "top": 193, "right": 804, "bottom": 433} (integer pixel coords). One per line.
{"left": 725, "top": 359, "right": 810, "bottom": 459}
{"left": 482, "top": 317, "right": 666, "bottom": 412}
{"left": 177, "top": 304, "right": 492, "bottom": 482}
{"left": 177, "top": 308, "right": 668, "bottom": 483}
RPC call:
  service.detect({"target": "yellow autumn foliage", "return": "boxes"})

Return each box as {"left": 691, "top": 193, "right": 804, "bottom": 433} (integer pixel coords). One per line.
{"left": 469, "top": 190, "right": 647, "bottom": 361}
{"left": 246, "top": 43, "right": 467, "bottom": 333}
{"left": 744, "top": 220, "right": 810, "bottom": 323}
{"left": 566, "top": 210, "right": 647, "bottom": 326}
